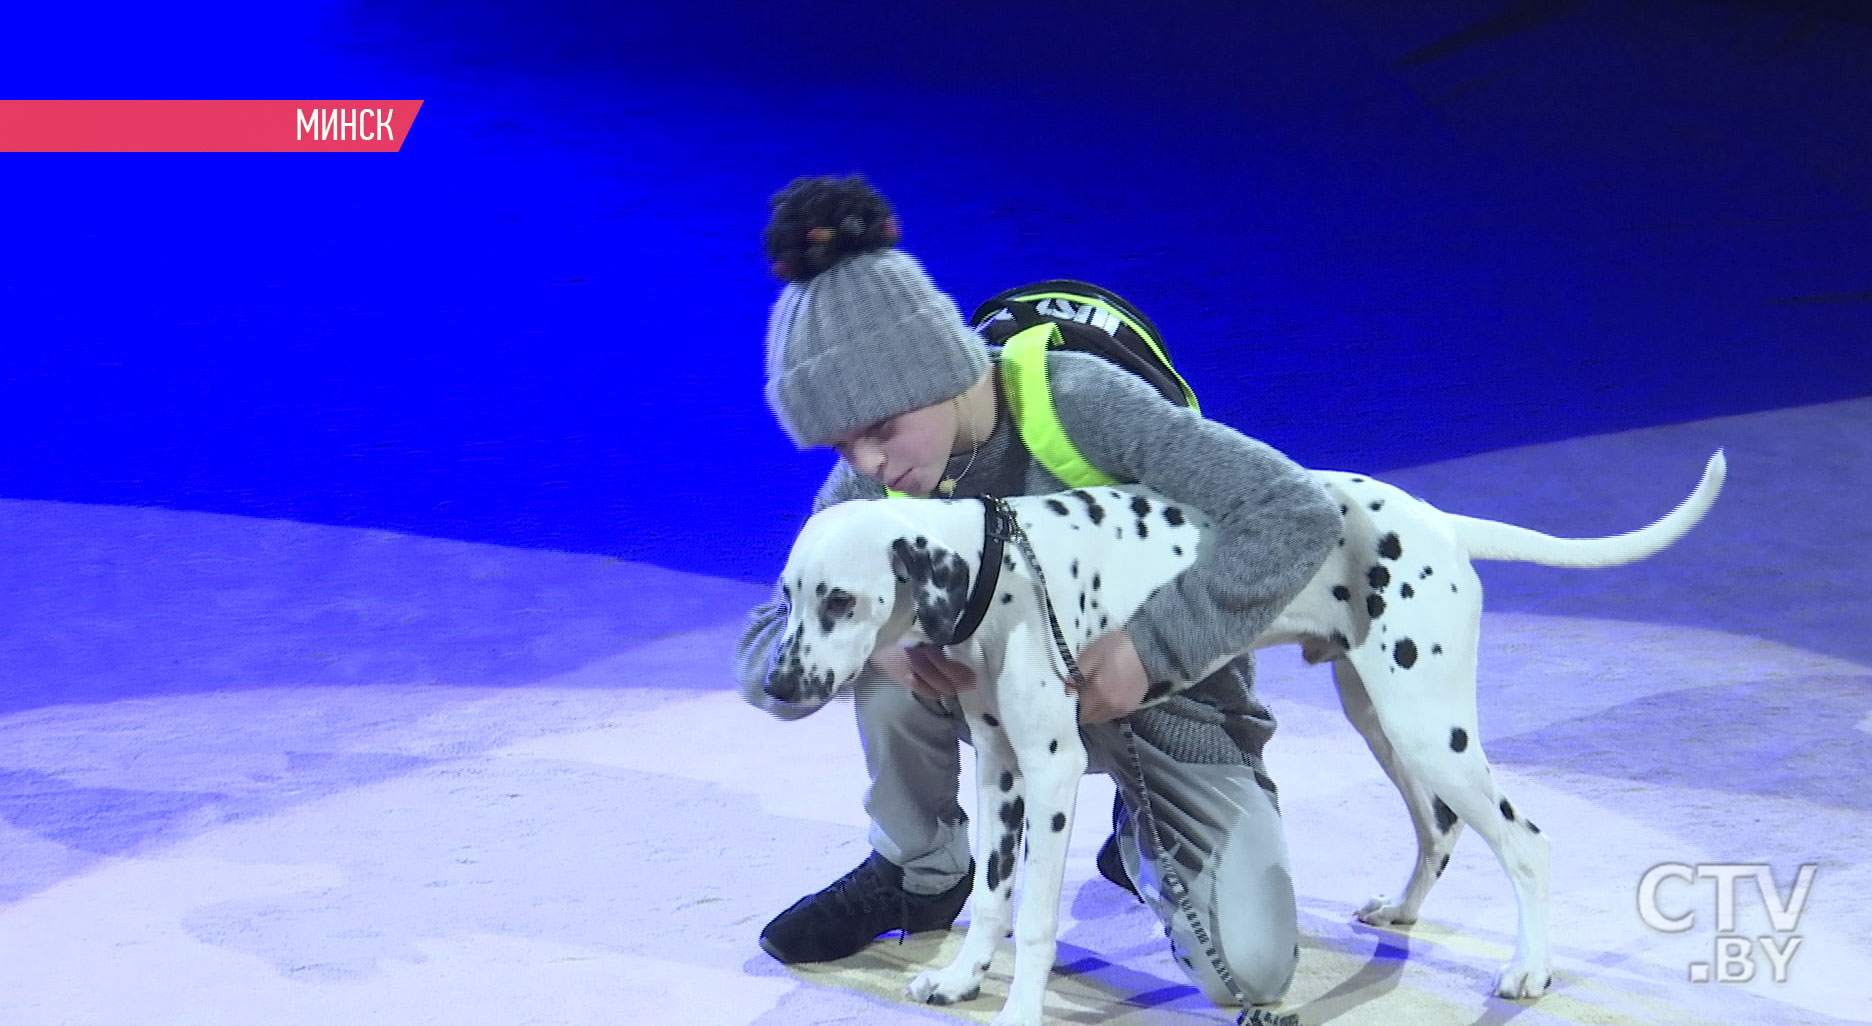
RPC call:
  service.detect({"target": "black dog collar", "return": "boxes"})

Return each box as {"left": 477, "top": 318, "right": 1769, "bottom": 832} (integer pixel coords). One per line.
{"left": 942, "top": 497, "right": 1013, "bottom": 646}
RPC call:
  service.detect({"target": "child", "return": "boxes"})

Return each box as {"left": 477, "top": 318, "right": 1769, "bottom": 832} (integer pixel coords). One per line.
{"left": 735, "top": 174, "right": 1342, "bottom": 1009}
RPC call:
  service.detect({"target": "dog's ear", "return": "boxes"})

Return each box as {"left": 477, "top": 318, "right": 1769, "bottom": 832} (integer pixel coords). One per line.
{"left": 890, "top": 535, "right": 971, "bottom": 645}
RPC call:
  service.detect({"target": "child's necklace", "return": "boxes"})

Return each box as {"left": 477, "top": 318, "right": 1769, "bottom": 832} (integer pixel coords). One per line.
{"left": 936, "top": 445, "right": 978, "bottom": 496}
{"left": 937, "top": 397, "right": 981, "bottom": 497}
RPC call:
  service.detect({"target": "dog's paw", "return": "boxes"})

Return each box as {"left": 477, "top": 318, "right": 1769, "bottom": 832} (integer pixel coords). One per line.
{"left": 1355, "top": 896, "right": 1417, "bottom": 927}
{"left": 1493, "top": 960, "right": 1552, "bottom": 999}
{"left": 907, "top": 967, "right": 981, "bottom": 1006}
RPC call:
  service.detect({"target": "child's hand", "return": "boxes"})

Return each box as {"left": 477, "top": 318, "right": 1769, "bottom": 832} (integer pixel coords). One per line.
{"left": 1069, "top": 630, "right": 1151, "bottom": 724}
{"left": 871, "top": 643, "right": 976, "bottom": 700}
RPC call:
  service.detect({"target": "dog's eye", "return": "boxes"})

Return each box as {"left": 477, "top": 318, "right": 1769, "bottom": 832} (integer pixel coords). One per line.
{"left": 824, "top": 591, "right": 856, "bottom": 618}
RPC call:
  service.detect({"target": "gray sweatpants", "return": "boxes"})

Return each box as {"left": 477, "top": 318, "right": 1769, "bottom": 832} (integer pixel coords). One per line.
{"left": 854, "top": 671, "right": 1300, "bottom": 1006}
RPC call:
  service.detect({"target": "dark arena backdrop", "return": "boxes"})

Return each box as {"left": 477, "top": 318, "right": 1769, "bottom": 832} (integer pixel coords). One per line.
{"left": 1, "top": 3, "right": 1868, "bottom": 1025}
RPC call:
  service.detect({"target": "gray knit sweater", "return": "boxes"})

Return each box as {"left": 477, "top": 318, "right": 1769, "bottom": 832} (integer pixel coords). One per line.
{"left": 734, "top": 351, "right": 1342, "bottom": 760}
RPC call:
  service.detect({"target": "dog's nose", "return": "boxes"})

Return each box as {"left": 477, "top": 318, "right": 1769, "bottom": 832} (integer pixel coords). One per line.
{"left": 764, "top": 674, "right": 797, "bottom": 702}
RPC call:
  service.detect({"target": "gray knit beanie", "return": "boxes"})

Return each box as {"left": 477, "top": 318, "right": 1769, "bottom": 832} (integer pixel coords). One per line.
{"left": 765, "top": 248, "right": 991, "bottom": 449}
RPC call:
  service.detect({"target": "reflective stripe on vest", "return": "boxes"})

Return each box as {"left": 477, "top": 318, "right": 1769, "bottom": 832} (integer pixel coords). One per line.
{"left": 1000, "top": 322, "right": 1118, "bottom": 488}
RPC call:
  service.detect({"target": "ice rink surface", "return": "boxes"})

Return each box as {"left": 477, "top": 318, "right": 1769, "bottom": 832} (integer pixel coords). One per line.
{"left": 2, "top": 399, "right": 1867, "bottom": 1025}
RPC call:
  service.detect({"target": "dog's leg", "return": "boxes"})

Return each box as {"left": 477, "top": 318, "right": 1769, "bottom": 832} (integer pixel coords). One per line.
{"left": 1333, "top": 656, "right": 1463, "bottom": 928}
{"left": 993, "top": 636, "right": 1087, "bottom": 1026}
{"left": 907, "top": 707, "right": 1018, "bottom": 1009}
{"left": 1350, "top": 641, "right": 1553, "bottom": 1000}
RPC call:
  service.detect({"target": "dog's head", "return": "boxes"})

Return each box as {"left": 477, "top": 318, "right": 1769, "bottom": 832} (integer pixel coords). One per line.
{"left": 763, "top": 501, "right": 974, "bottom": 711}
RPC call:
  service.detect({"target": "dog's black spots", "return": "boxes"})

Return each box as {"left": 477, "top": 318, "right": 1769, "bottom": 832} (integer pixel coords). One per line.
{"left": 1438, "top": 854, "right": 1450, "bottom": 877}
{"left": 1367, "top": 593, "right": 1387, "bottom": 619}
{"left": 985, "top": 852, "right": 1001, "bottom": 890}
{"left": 1135, "top": 518, "right": 1149, "bottom": 539}
{"left": 1070, "top": 489, "right": 1107, "bottom": 525}
{"left": 997, "top": 824, "right": 1022, "bottom": 879}
{"left": 1337, "top": 538, "right": 1345, "bottom": 547}
{"left": 1394, "top": 638, "right": 1418, "bottom": 669}
{"left": 1051, "top": 812, "right": 1067, "bottom": 832}
{"left": 1432, "top": 643, "right": 1443, "bottom": 655}
{"left": 1114, "top": 525, "right": 1123, "bottom": 539}
{"left": 1046, "top": 498, "right": 1070, "bottom": 516}
{"left": 1003, "top": 555, "right": 1016, "bottom": 572}
{"left": 1368, "top": 500, "right": 1385, "bottom": 511}
{"left": 1100, "top": 613, "right": 1110, "bottom": 630}
{"left": 1450, "top": 727, "right": 1469, "bottom": 752}
{"left": 1131, "top": 496, "right": 1151, "bottom": 518}
{"left": 1143, "top": 680, "right": 1174, "bottom": 702}
{"left": 1173, "top": 544, "right": 1184, "bottom": 556}
{"left": 1330, "top": 630, "right": 1351, "bottom": 650}
{"left": 915, "top": 536, "right": 928, "bottom": 549}
{"left": 1368, "top": 565, "right": 1391, "bottom": 590}
{"left": 998, "top": 770, "right": 1013, "bottom": 792}
{"left": 1331, "top": 584, "right": 1351, "bottom": 602}
{"left": 1164, "top": 505, "right": 1185, "bottom": 526}
{"left": 1378, "top": 532, "right": 1403, "bottom": 560}
{"left": 1528, "top": 820, "right": 1542, "bottom": 835}
{"left": 1421, "top": 566, "right": 1434, "bottom": 579}
{"left": 983, "top": 713, "right": 1000, "bottom": 728}
{"left": 1049, "top": 739, "right": 1058, "bottom": 754}
{"left": 1079, "top": 593, "right": 1086, "bottom": 612}
{"left": 1070, "top": 559, "right": 1079, "bottom": 578}
{"left": 1433, "top": 797, "right": 1459, "bottom": 833}
{"left": 1000, "top": 797, "right": 1024, "bottom": 830}
{"left": 1401, "top": 583, "right": 1415, "bottom": 599}
{"left": 1000, "top": 593, "right": 1013, "bottom": 604}
{"left": 1350, "top": 476, "right": 1365, "bottom": 483}
{"left": 1092, "top": 573, "right": 1101, "bottom": 590}
{"left": 1339, "top": 504, "right": 1348, "bottom": 516}
{"left": 1500, "top": 799, "right": 1516, "bottom": 822}
{"left": 1451, "top": 583, "right": 1458, "bottom": 593}
{"left": 815, "top": 582, "right": 827, "bottom": 597}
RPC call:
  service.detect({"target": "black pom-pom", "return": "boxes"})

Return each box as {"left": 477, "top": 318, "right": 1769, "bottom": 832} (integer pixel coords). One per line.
{"left": 764, "top": 174, "right": 899, "bottom": 282}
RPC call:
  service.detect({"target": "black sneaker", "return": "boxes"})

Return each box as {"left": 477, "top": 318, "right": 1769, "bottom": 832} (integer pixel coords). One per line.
{"left": 759, "top": 851, "right": 973, "bottom": 964}
{"left": 1097, "top": 793, "right": 1142, "bottom": 900}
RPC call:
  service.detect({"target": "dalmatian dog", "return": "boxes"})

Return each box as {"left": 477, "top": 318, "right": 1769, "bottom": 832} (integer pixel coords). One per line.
{"left": 762, "top": 452, "right": 1726, "bottom": 1022}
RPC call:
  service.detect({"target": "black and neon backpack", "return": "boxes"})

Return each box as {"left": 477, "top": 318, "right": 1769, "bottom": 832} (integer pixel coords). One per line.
{"left": 968, "top": 280, "right": 1200, "bottom": 489}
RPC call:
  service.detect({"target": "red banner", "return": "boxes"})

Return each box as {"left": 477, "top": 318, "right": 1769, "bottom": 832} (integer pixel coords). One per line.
{"left": 0, "top": 101, "right": 424, "bottom": 152}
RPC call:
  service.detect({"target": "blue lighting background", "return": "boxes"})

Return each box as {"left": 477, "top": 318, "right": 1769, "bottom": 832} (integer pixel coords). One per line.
{"left": 2, "top": 1, "right": 1867, "bottom": 583}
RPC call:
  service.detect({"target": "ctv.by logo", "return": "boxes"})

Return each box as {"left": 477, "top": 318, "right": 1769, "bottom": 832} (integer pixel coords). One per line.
{"left": 1638, "top": 863, "right": 1819, "bottom": 983}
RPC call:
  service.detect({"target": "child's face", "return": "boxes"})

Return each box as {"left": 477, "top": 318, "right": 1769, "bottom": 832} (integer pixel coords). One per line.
{"left": 829, "top": 398, "right": 958, "bottom": 496}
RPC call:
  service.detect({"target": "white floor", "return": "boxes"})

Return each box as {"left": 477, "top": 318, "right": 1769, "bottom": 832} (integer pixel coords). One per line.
{"left": 3, "top": 401, "right": 1868, "bottom": 1026}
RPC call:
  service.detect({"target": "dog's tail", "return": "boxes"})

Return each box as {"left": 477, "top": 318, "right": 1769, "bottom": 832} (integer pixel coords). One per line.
{"left": 1449, "top": 450, "right": 1726, "bottom": 568}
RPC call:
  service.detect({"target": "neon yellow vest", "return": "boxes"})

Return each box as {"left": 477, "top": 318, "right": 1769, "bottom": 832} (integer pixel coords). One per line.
{"left": 885, "top": 321, "right": 1197, "bottom": 497}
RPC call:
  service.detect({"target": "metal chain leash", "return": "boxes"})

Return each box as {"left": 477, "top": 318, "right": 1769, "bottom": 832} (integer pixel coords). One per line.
{"left": 986, "top": 498, "right": 1300, "bottom": 1026}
